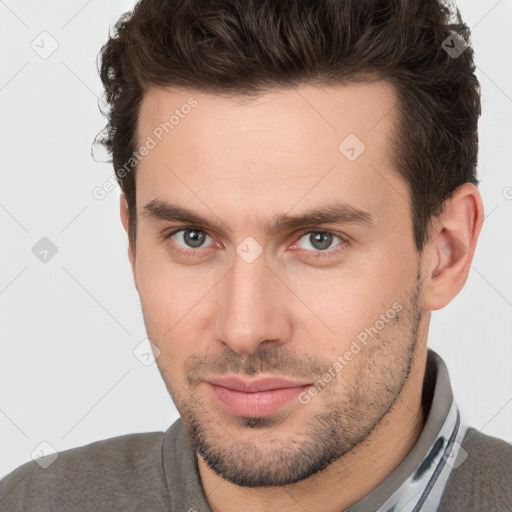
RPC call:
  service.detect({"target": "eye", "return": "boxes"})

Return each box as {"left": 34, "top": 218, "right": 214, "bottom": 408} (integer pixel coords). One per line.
{"left": 163, "top": 227, "right": 347, "bottom": 261}
{"left": 167, "top": 228, "right": 214, "bottom": 252}
{"left": 295, "top": 231, "right": 346, "bottom": 255}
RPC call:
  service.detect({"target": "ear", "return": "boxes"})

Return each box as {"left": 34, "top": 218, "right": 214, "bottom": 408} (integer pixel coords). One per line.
{"left": 120, "top": 193, "right": 137, "bottom": 287}
{"left": 422, "top": 183, "right": 484, "bottom": 311}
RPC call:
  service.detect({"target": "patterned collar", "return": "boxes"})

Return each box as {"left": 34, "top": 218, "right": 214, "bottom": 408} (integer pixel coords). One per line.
{"left": 346, "top": 349, "right": 467, "bottom": 512}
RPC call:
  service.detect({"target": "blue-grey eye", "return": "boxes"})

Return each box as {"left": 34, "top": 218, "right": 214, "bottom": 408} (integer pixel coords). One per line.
{"left": 171, "top": 229, "right": 211, "bottom": 249}
{"left": 297, "top": 232, "right": 341, "bottom": 251}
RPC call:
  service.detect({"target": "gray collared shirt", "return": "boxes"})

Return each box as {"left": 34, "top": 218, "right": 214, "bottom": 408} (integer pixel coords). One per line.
{"left": 3, "top": 349, "right": 495, "bottom": 512}
{"left": 345, "top": 349, "right": 467, "bottom": 512}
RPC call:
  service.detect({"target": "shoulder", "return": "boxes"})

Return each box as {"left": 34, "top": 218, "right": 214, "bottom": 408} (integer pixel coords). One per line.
{"left": 0, "top": 431, "right": 169, "bottom": 512}
{"left": 439, "top": 427, "right": 512, "bottom": 511}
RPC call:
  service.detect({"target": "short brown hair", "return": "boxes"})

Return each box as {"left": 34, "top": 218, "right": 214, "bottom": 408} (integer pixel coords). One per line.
{"left": 96, "top": 0, "right": 480, "bottom": 253}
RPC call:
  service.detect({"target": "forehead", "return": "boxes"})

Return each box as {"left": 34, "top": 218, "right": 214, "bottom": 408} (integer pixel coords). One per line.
{"left": 135, "top": 81, "right": 409, "bottom": 233}
{"left": 137, "top": 81, "right": 398, "bottom": 158}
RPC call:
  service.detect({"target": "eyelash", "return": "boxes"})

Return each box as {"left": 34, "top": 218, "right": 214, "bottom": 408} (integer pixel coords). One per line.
{"left": 163, "top": 227, "right": 348, "bottom": 260}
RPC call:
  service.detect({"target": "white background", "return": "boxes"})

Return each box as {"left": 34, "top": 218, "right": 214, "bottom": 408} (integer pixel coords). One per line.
{"left": 1, "top": 0, "right": 511, "bottom": 479}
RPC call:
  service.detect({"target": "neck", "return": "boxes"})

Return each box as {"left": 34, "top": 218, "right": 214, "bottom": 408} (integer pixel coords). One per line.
{"left": 198, "top": 344, "right": 429, "bottom": 512}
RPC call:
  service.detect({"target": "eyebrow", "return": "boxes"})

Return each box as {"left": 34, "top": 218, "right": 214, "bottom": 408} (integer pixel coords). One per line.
{"left": 141, "top": 198, "right": 373, "bottom": 234}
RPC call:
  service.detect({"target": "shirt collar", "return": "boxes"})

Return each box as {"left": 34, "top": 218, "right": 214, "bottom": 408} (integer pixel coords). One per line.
{"left": 346, "top": 348, "right": 467, "bottom": 512}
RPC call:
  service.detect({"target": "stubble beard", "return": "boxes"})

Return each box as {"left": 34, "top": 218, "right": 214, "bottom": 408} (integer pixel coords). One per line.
{"left": 157, "top": 281, "right": 423, "bottom": 487}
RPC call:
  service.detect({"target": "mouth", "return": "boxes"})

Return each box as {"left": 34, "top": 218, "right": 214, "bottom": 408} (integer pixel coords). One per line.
{"left": 206, "top": 376, "right": 312, "bottom": 417}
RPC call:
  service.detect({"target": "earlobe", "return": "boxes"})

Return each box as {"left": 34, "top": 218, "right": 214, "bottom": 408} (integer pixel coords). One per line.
{"left": 422, "top": 183, "right": 484, "bottom": 311}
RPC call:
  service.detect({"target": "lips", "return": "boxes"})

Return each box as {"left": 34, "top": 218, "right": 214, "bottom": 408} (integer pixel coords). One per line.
{"left": 206, "top": 376, "right": 312, "bottom": 417}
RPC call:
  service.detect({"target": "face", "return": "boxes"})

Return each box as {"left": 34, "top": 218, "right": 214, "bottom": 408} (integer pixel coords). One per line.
{"left": 128, "top": 81, "right": 426, "bottom": 487}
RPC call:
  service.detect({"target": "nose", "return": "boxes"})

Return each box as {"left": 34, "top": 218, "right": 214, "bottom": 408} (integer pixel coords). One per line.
{"left": 214, "top": 248, "right": 292, "bottom": 355}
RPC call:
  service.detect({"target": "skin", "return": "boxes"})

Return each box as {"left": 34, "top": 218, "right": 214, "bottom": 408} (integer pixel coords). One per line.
{"left": 120, "top": 81, "right": 484, "bottom": 512}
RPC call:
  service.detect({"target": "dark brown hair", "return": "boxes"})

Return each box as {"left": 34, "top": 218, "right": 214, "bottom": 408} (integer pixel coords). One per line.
{"left": 96, "top": 0, "right": 480, "bottom": 253}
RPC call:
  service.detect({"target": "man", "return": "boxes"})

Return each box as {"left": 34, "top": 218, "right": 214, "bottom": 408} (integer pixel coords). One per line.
{"left": 1, "top": 0, "right": 511, "bottom": 510}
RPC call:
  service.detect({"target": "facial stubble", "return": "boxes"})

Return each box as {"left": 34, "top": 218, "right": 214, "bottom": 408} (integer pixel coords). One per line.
{"left": 155, "top": 280, "right": 423, "bottom": 487}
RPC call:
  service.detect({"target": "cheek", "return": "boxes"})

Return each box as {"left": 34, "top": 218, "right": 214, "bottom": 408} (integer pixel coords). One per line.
{"left": 134, "top": 246, "right": 220, "bottom": 366}
{"left": 135, "top": 239, "right": 211, "bottom": 316}
{"left": 285, "top": 262, "right": 401, "bottom": 337}
{"left": 287, "top": 252, "right": 414, "bottom": 360}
